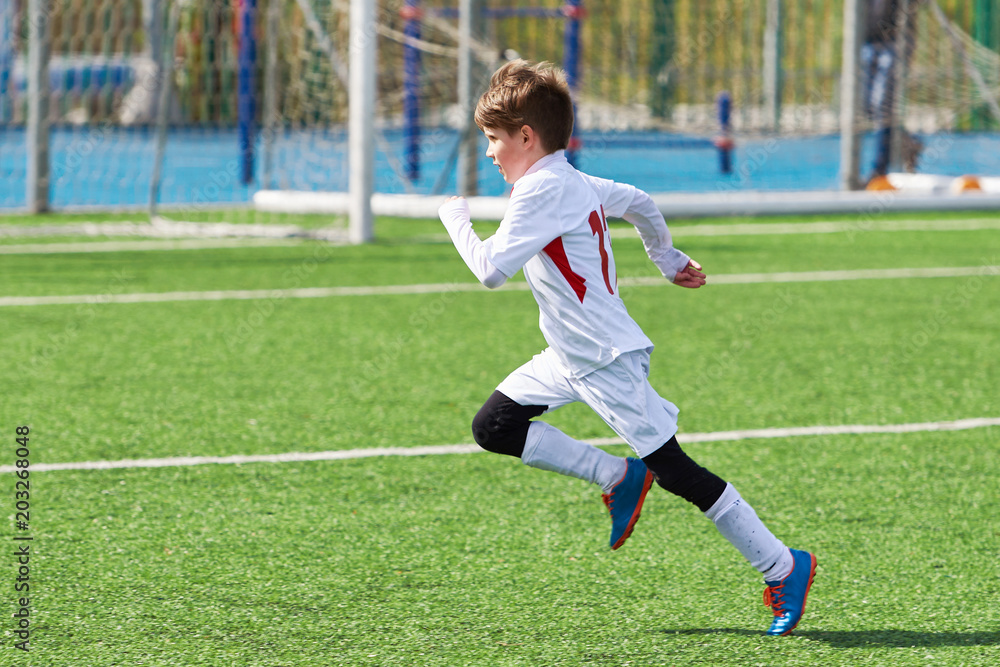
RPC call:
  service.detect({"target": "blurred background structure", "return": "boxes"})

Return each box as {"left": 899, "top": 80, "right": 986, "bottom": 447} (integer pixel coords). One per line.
{"left": 1, "top": 0, "right": 999, "bottom": 232}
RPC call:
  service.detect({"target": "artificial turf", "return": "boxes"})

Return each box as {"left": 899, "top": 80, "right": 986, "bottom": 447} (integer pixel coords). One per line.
{"left": 1, "top": 210, "right": 998, "bottom": 665}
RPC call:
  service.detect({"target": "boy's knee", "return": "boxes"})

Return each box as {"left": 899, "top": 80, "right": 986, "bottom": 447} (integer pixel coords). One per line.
{"left": 471, "top": 404, "right": 502, "bottom": 451}
{"left": 471, "top": 391, "right": 546, "bottom": 457}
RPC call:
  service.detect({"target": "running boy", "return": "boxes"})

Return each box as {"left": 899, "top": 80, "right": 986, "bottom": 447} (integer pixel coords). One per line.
{"left": 438, "top": 60, "right": 816, "bottom": 636}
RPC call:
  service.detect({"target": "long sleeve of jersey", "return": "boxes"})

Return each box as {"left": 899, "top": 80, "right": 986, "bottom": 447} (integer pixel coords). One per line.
{"left": 438, "top": 198, "right": 509, "bottom": 289}
{"left": 621, "top": 188, "right": 691, "bottom": 282}
{"left": 581, "top": 173, "right": 691, "bottom": 282}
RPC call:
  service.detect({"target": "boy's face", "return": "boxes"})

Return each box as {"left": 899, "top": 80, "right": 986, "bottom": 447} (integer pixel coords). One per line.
{"left": 483, "top": 126, "right": 537, "bottom": 184}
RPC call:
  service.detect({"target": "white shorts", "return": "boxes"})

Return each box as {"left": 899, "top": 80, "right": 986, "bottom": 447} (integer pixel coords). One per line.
{"left": 496, "top": 347, "right": 679, "bottom": 458}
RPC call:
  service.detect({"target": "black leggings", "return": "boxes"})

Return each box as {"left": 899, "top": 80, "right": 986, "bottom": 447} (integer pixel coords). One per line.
{"left": 641, "top": 435, "right": 727, "bottom": 512}
{"left": 471, "top": 390, "right": 727, "bottom": 512}
{"left": 471, "top": 390, "right": 547, "bottom": 456}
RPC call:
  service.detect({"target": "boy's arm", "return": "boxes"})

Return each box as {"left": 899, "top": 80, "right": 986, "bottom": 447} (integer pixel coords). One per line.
{"left": 438, "top": 197, "right": 509, "bottom": 289}
{"left": 621, "top": 189, "right": 704, "bottom": 287}
{"left": 580, "top": 173, "right": 702, "bottom": 286}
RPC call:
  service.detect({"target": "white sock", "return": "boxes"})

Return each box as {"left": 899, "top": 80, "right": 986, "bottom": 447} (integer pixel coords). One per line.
{"left": 704, "top": 483, "right": 793, "bottom": 582}
{"left": 521, "top": 422, "right": 627, "bottom": 493}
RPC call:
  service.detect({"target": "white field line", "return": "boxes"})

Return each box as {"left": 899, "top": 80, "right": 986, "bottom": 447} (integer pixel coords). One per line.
{"left": 2, "top": 265, "right": 998, "bottom": 308}
{"left": 0, "top": 238, "right": 311, "bottom": 254}
{"left": 1, "top": 216, "right": 996, "bottom": 254}
{"left": 4, "top": 417, "right": 997, "bottom": 474}
{"left": 401, "top": 217, "right": 1000, "bottom": 244}
{"left": 0, "top": 221, "right": 312, "bottom": 238}
{"left": 649, "top": 216, "right": 1000, "bottom": 238}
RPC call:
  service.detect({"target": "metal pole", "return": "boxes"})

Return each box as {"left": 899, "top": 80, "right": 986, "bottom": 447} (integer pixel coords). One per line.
{"left": 262, "top": 0, "right": 280, "bottom": 190}
{"left": 26, "top": 0, "right": 51, "bottom": 212}
{"left": 889, "top": 0, "right": 912, "bottom": 171}
{"left": 144, "top": 0, "right": 163, "bottom": 117}
{"left": 762, "top": 0, "right": 783, "bottom": 133}
{"left": 973, "top": 0, "right": 997, "bottom": 128}
{"left": 716, "top": 91, "right": 733, "bottom": 174}
{"left": 563, "top": 0, "right": 582, "bottom": 95}
{"left": 457, "top": 0, "right": 481, "bottom": 196}
{"left": 563, "top": 0, "right": 583, "bottom": 166}
{"left": 839, "top": 0, "right": 865, "bottom": 191}
{"left": 0, "top": 0, "right": 15, "bottom": 123}
{"left": 238, "top": 0, "right": 257, "bottom": 185}
{"left": 349, "top": 0, "right": 375, "bottom": 244}
{"left": 975, "top": 0, "right": 996, "bottom": 49}
{"left": 649, "top": 0, "right": 675, "bottom": 120}
{"left": 402, "top": 0, "right": 421, "bottom": 183}
{"left": 149, "top": 0, "right": 179, "bottom": 219}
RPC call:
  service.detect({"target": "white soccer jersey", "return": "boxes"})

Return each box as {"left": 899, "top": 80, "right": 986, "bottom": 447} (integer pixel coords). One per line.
{"left": 440, "top": 150, "right": 690, "bottom": 379}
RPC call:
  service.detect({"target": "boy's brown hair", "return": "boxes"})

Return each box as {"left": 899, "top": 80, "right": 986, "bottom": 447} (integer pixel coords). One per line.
{"left": 474, "top": 59, "right": 574, "bottom": 153}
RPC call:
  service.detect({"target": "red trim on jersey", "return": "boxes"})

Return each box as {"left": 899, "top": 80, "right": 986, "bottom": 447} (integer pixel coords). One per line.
{"left": 543, "top": 237, "right": 587, "bottom": 303}
{"left": 589, "top": 207, "right": 615, "bottom": 295}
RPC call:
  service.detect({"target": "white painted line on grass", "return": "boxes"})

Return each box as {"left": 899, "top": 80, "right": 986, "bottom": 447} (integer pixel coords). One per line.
{"left": 4, "top": 417, "right": 997, "bottom": 474}
{"left": 636, "top": 217, "right": 1000, "bottom": 238}
{"left": 584, "top": 416, "right": 1000, "bottom": 446}
{"left": 0, "top": 444, "right": 485, "bottom": 473}
{"left": 2, "top": 216, "right": 996, "bottom": 255}
{"left": 0, "top": 283, "right": 483, "bottom": 307}
{"left": 0, "top": 237, "right": 311, "bottom": 254}
{"left": 2, "top": 265, "right": 998, "bottom": 308}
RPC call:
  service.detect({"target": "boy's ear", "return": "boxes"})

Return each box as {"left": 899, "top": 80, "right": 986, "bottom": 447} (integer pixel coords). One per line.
{"left": 519, "top": 124, "right": 534, "bottom": 147}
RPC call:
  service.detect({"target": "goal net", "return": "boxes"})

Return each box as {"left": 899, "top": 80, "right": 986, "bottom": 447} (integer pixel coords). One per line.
{"left": 256, "top": 0, "right": 1000, "bottom": 219}
{"left": 860, "top": 0, "right": 1000, "bottom": 188}
{"left": 2, "top": 0, "right": 999, "bottom": 234}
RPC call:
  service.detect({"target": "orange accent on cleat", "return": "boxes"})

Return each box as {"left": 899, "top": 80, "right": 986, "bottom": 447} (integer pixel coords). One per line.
{"left": 764, "top": 549, "right": 817, "bottom": 636}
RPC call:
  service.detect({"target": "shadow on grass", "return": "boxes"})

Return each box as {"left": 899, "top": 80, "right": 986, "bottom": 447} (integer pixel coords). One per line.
{"left": 661, "top": 628, "right": 1000, "bottom": 648}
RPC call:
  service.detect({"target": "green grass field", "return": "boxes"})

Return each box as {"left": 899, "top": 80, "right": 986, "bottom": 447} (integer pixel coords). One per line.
{"left": 2, "top": 209, "right": 999, "bottom": 666}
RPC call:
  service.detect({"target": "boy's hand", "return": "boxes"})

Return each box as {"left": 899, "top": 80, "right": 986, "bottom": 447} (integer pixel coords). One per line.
{"left": 673, "top": 259, "right": 706, "bottom": 288}
{"left": 439, "top": 196, "right": 472, "bottom": 228}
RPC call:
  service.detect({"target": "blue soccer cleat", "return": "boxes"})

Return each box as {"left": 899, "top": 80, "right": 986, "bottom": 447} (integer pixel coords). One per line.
{"left": 602, "top": 457, "right": 654, "bottom": 550}
{"left": 763, "top": 548, "right": 817, "bottom": 636}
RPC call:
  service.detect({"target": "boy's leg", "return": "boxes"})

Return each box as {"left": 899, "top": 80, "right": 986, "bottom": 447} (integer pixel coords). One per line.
{"left": 569, "top": 350, "right": 792, "bottom": 577}
{"left": 479, "top": 350, "right": 650, "bottom": 549}
{"left": 472, "top": 390, "right": 626, "bottom": 493}
{"left": 520, "top": 420, "right": 652, "bottom": 550}
{"left": 642, "top": 435, "right": 815, "bottom": 636}
{"left": 641, "top": 437, "right": 793, "bottom": 580}
{"left": 576, "top": 350, "right": 816, "bottom": 634}
{"left": 473, "top": 390, "right": 648, "bottom": 549}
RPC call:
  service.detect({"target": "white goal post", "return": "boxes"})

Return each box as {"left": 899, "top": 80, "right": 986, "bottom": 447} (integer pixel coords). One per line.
{"left": 349, "top": 0, "right": 375, "bottom": 244}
